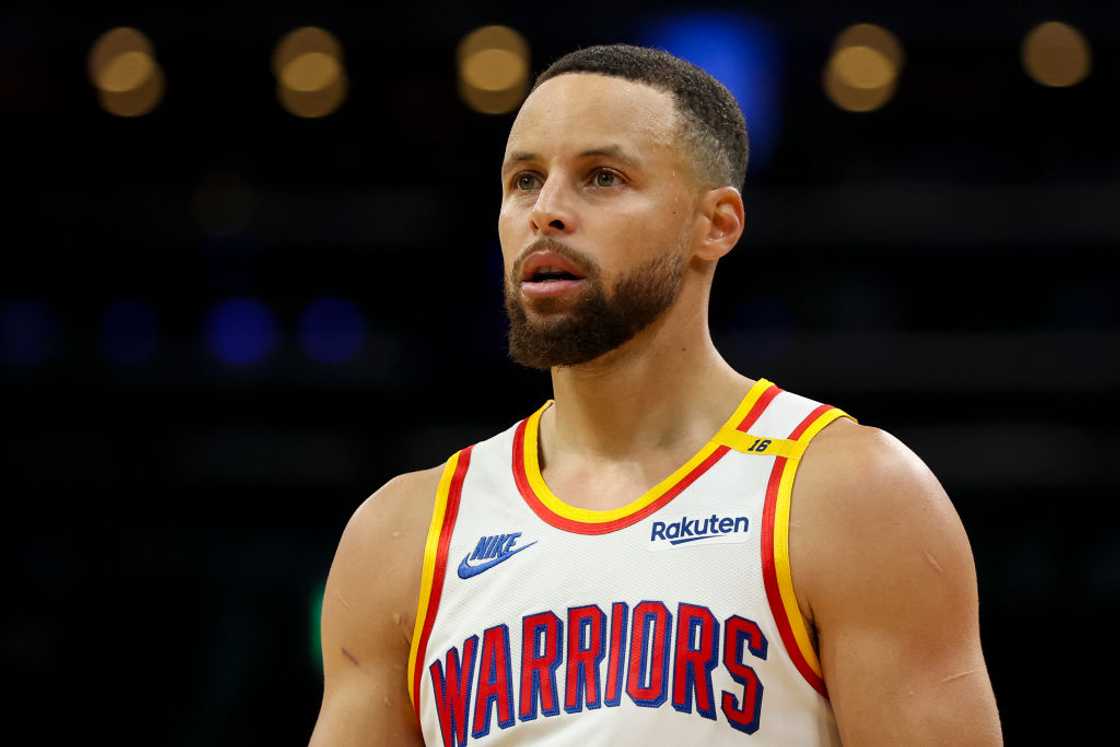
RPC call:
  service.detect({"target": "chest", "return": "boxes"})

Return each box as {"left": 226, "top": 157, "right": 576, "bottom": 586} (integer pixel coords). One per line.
{"left": 409, "top": 386, "right": 850, "bottom": 747}
{"left": 449, "top": 447, "right": 772, "bottom": 605}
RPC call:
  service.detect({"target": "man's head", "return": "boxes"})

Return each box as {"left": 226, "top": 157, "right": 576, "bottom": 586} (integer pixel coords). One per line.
{"left": 499, "top": 44, "right": 749, "bottom": 370}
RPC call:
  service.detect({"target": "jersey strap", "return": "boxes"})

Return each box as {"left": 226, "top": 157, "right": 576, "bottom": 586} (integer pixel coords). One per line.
{"left": 407, "top": 445, "right": 474, "bottom": 717}
{"left": 512, "top": 378, "right": 783, "bottom": 535}
{"left": 761, "top": 404, "right": 857, "bottom": 699}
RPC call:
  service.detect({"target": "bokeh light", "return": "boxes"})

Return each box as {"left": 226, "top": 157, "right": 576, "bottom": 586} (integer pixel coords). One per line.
{"left": 1, "top": 300, "right": 58, "bottom": 366}
{"left": 298, "top": 297, "right": 367, "bottom": 365}
{"left": 823, "top": 23, "right": 904, "bottom": 112}
{"left": 100, "top": 300, "right": 159, "bottom": 366}
{"left": 457, "top": 25, "right": 530, "bottom": 114}
{"left": 642, "top": 12, "right": 782, "bottom": 174}
{"left": 205, "top": 298, "right": 279, "bottom": 367}
{"left": 88, "top": 27, "right": 165, "bottom": 117}
{"left": 1022, "top": 21, "right": 1091, "bottom": 88}
{"left": 273, "top": 27, "right": 347, "bottom": 118}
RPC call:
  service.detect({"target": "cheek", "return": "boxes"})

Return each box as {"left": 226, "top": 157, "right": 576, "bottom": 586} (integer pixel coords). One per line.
{"left": 497, "top": 208, "right": 520, "bottom": 270}
{"left": 599, "top": 206, "right": 675, "bottom": 263}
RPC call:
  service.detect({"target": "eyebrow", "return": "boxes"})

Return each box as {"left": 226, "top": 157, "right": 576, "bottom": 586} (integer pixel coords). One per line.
{"left": 501, "top": 144, "right": 641, "bottom": 172}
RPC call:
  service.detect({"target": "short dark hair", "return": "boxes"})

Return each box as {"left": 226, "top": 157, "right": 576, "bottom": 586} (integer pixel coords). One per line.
{"left": 531, "top": 44, "right": 749, "bottom": 189}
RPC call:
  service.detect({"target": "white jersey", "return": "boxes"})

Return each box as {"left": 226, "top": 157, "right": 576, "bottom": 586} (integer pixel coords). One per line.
{"left": 407, "top": 377, "right": 856, "bottom": 746}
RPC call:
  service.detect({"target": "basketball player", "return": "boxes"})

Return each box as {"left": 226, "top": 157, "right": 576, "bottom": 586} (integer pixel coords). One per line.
{"left": 309, "top": 45, "right": 1002, "bottom": 746}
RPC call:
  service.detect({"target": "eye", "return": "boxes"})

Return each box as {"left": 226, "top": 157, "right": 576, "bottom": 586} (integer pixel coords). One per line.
{"left": 591, "top": 169, "right": 622, "bottom": 188}
{"left": 514, "top": 172, "right": 541, "bottom": 191}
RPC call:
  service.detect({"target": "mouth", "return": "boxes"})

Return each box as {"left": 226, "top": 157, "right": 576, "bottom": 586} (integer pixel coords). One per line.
{"left": 521, "top": 274, "right": 587, "bottom": 299}
{"left": 518, "top": 249, "right": 589, "bottom": 300}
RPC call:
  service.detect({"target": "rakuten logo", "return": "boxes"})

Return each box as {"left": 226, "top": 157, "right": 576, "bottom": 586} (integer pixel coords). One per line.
{"left": 648, "top": 514, "right": 750, "bottom": 551}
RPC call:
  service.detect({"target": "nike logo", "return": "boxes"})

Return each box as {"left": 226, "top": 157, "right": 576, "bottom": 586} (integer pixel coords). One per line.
{"left": 457, "top": 532, "right": 537, "bottom": 579}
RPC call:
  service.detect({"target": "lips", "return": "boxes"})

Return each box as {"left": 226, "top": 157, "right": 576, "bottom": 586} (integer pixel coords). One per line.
{"left": 516, "top": 248, "right": 591, "bottom": 302}
{"left": 519, "top": 250, "right": 587, "bottom": 283}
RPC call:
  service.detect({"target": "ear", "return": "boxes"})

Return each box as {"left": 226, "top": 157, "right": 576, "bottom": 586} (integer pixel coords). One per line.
{"left": 694, "top": 186, "right": 745, "bottom": 261}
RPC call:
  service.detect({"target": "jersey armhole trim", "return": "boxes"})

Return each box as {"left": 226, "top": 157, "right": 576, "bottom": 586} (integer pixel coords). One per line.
{"left": 761, "top": 404, "right": 858, "bottom": 700}
{"left": 407, "top": 445, "right": 474, "bottom": 718}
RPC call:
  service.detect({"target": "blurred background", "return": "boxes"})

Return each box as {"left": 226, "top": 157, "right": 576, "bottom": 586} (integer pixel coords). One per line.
{"left": 6, "top": 1, "right": 1117, "bottom": 743}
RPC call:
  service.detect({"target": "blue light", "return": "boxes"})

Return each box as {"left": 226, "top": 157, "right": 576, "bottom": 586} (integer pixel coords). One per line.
{"left": 100, "top": 300, "right": 158, "bottom": 365}
{"left": 641, "top": 12, "right": 783, "bottom": 174}
{"left": 205, "top": 298, "right": 279, "bottom": 366}
{"left": 298, "top": 297, "right": 366, "bottom": 364}
{"left": 1, "top": 300, "right": 58, "bottom": 366}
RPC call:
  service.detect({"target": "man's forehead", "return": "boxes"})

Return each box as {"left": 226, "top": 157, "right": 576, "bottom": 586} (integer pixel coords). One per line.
{"left": 505, "top": 73, "right": 679, "bottom": 159}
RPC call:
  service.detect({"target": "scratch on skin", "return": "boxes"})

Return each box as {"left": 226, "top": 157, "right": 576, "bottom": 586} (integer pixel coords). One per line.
{"left": 334, "top": 590, "right": 354, "bottom": 609}
{"left": 940, "top": 668, "right": 982, "bottom": 685}
{"left": 342, "top": 647, "right": 360, "bottom": 667}
{"left": 924, "top": 550, "right": 944, "bottom": 574}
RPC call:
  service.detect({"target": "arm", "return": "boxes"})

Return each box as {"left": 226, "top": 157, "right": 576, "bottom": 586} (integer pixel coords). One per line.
{"left": 791, "top": 421, "right": 1002, "bottom": 746}
{"left": 309, "top": 466, "right": 444, "bottom": 747}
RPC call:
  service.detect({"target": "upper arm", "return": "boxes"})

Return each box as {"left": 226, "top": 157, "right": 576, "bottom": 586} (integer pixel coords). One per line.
{"left": 308, "top": 466, "right": 443, "bottom": 747}
{"left": 792, "top": 422, "right": 1002, "bottom": 746}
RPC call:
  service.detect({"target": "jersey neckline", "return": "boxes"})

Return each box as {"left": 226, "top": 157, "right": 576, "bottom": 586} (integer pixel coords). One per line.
{"left": 511, "top": 377, "right": 781, "bottom": 535}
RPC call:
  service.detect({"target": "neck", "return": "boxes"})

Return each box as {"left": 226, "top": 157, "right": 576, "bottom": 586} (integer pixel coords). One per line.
{"left": 543, "top": 283, "right": 753, "bottom": 462}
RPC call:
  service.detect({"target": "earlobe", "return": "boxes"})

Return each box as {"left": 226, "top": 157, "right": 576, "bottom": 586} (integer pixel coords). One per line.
{"left": 696, "top": 187, "right": 745, "bottom": 261}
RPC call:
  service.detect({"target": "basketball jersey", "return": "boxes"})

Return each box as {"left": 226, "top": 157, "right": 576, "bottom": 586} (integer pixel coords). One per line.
{"left": 407, "top": 377, "right": 856, "bottom": 746}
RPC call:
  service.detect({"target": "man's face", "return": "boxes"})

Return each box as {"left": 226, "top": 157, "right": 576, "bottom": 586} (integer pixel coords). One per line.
{"left": 498, "top": 73, "right": 698, "bottom": 369}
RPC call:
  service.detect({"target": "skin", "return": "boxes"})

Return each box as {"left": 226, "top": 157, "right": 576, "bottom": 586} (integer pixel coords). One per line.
{"left": 309, "top": 468, "right": 437, "bottom": 747}
{"left": 309, "top": 72, "right": 1002, "bottom": 745}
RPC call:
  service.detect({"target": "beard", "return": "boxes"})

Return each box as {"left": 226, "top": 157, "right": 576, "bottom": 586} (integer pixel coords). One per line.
{"left": 504, "top": 238, "right": 687, "bottom": 370}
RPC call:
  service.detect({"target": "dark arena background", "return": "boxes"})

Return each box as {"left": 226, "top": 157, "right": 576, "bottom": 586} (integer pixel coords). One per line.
{"left": 6, "top": 1, "right": 1117, "bottom": 743}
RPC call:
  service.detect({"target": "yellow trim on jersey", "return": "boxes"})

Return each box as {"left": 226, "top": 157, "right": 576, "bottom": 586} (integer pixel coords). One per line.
{"left": 772, "top": 407, "right": 858, "bottom": 678}
{"left": 714, "top": 430, "right": 798, "bottom": 457}
{"left": 406, "top": 451, "right": 461, "bottom": 708}
{"left": 522, "top": 378, "right": 775, "bottom": 524}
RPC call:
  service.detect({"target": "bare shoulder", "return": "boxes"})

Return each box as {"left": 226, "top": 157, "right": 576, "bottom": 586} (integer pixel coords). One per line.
{"left": 792, "top": 416, "right": 964, "bottom": 541}
{"left": 328, "top": 463, "right": 447, "bottom": 636}
{"left": 796, "top": 417, "right": 958, "bottom": 521}
{"left": 310, "top": 463, "right": 446, "bottom": 747}
{"left": 790, "top": 418, "right": 975, "bottom": 629}
{"left": 789, "top": 418, "right": 1002, "bottom": 744}
{"left": 340, "top": 464, "right": 447, "bottom": 564}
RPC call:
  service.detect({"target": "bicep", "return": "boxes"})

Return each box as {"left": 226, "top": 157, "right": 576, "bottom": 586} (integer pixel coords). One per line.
{"left": 309, "top": 475, "right": 436, "bottom": 747}
{"left": 796, "top": 427, "right": 1002, "bottom": 746}
{"left": 310, "top": 574, "right": 423, "bottom": 747}
{"left": 819, "top": 565, "right": 1000, "bottom": 747}
{"left": 311, "top": 667, "right": 422, "bottom": 747}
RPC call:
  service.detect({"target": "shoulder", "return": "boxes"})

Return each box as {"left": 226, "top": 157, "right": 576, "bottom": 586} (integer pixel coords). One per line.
{"left": 790, "top": 418, "right": 975, "bottom": 627}
{"left": 331, "top": 463, "right": 448, "bottom": 599}
{"left": 342, "top": 464, "right": 448, "bottom": 552}
{"left": 794, "top": 417, "right": 960, "bottom": 537}
{"left": 314, "top": 465, "right": 449, "bottom": 746}
{"left": 785, "top": 421, "right": 1001, "bottom": 743}
{"left": 323, "top": 462, "right": 450, "bottom": 654}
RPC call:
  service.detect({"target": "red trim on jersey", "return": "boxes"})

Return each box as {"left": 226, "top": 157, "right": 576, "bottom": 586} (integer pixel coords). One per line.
{"left": 512, "top": 384, "right": 782, "bottom": 535}
{"left": 411, "top": 445, "right": 474, "bottom": 716}
{"left": 735, "top": 383, "right": 782, "bottom": 433}
{"left": 760, "top": 404, "right": 833, "bottom": 699}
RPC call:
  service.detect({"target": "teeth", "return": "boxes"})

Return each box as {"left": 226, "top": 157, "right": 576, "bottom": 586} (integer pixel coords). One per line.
{"left": 529, "top": 265, "right": 577, "bottom": 281}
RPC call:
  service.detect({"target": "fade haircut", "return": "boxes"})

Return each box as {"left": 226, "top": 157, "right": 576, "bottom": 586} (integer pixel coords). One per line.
{"left": 531, "top": 44, "right": 749, "bottom": 190}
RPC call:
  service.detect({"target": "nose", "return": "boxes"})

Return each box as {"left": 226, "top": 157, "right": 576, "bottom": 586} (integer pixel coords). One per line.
{"left": 528, "top": 176, "right": 577, "bottom": 236}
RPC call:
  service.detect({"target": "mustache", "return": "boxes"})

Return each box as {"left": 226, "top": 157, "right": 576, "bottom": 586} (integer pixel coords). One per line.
{"left": 511, "top": 237, "right": 600, "bottom": 284}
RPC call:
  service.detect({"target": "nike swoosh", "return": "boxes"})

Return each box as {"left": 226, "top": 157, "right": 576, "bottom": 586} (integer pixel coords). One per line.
{"left": 457, "top": 541, "right": 537, "bottom": 579}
